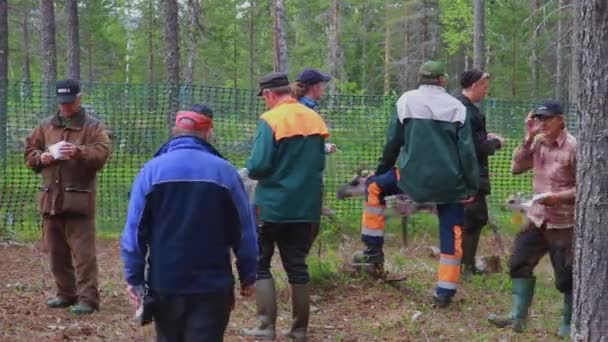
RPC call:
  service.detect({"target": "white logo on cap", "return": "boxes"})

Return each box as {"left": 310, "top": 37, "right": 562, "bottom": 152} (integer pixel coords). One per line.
{"left": 58, "top": 88, "right": 71, "bottom": 93}
{"left": 538, "top": 107, "right": 547, "bottom": 110}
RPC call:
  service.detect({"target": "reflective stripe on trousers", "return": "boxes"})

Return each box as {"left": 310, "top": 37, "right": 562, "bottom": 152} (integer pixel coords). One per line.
{"left": 437, "top": 225, "right": 463, "bottom": 291}
{"left": 361, "top": 182, "right": 385, "bottom": 237}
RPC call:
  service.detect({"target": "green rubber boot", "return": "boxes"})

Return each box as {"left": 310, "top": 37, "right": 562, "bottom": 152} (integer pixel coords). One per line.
{"left": 46, "top": 297, "right": 75, "bottom": 308}
{"left": 241, "top": 278, "right": 277, "bottom": 340}
{"left": 558, "top": 293, "right": 572, "bottom": 337}
{"left": 284, "top": 283, "right": 310, "bottom": 342}
{"left": 488, "top": 277, "right": 536, "bottom": 332}
{"left": 69, "top": 302, "right": 96, "bottom": 315}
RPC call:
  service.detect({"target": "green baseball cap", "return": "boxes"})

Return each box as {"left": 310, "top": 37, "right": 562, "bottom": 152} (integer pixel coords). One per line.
{"left": 418, "top": 60, "right": 448, "bottom": 78}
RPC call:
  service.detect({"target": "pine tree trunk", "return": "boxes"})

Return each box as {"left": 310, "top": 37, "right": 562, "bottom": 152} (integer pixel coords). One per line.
{"left": 22, "top": 2, "right": 31, "bottom": 84}
{"left": 383, "top": 0, "right": 391, "bottom": 95}
{"left": 272, "top": 0, "right": 289, "bottom": 73}
{"left": 248, "top": 0, "right": 256, "bottom": 89}
{"left": 327, "top": 0, "right": 341, "bottom": 95}
{"left": 164, "top": 0, "right": 180, "bottom": 119}
{"left": 572, "top": 0, "right": 608, "bottom": 339}
{"left": 0, "top": 0, "right": 8, "bottom": 167}
{"left": 40, "top": 0, "right": 57, "bottom": 115}
{"left": 529, "top": 0, "right": 539, "bottom": 98}
{"left": 555, "top": 0, "right": 565, "bottom": 101}
{"left": 164, "top": 0, "right": 180, "bottom": 85}
{"left": 66, "top": 0, "right": 80, "bottom": 80}
{"left": 184, "top": 0, "right": 202, "bottom": 86}
{"left": 473, "top": 0, "right": 485, "bottom": 70}
{"left": 569, "top": 1, "right": 579, "bottom": 105}
{"left": 397, "top": 16, "right": 409, "bottom": 93}
{"left": 0, "top": 0, "right": 6, "bottom": 82}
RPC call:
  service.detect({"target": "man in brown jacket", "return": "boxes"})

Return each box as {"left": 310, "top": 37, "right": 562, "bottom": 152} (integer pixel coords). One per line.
{"left": 25, "top": 79, "right": 112, "bottom": 315}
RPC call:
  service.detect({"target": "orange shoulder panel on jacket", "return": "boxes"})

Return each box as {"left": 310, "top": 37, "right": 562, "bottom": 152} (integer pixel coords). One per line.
{"left": 261, "top": 99, "right": 330, "bottom": 141}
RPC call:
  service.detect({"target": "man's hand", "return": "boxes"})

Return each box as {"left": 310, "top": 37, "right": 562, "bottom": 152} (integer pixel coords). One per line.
{"left": 487, "top": 133, "right": 505, "bottom": 147}
{"left": 325, "top": 143, "right": 338, "bottom": 154}
{"left": 537, "top": 192, "right": 565, "bottom": 207}
{"left": 460, "top": 196, "right": 476, "bottom": 204}
{"left": 40, "top": 152, "right": 55, "bottom": 165}
{"left": 126, "top": 284, "right": 144, "bottom": 309}
{"left": 525, "top": 112, "right": 540, "bottom": 141}
{"left": 59, "top": 142, "right": 80, "bottom": 159}
{"left": 240, "top": 283, "right": 255, "bottom": 297}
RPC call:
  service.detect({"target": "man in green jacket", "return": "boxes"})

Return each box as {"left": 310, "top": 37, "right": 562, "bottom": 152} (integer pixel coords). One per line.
{"left": 242, "top": 72, "right": 330, "bottom": 342}
{"left": 374, "top": 61, "right": 479, "bottom": 307}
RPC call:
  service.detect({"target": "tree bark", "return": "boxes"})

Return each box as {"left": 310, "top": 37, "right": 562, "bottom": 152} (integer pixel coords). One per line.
{"left": 66, "top": 0, "right": 80, "bottom": 80}
{"left": 0, "top": 0, "right": 7, "bottom": 82}
{"left": 555, "top": 0, "right": 565, "bottom": 101}
{"left": 40, "top": 0, "right": 57, "bottom": 114}
{"left": 271, "top": 0, "right": 288, "bottom": 73}
{"left": 397, "top": 14, "right": 409, "bottom": 93}
{"left": 21, "top": 1, "right": 31, "bottom": 83}
{"left": 248, "top": 0, "right": 256, "bottom": 89}
{"left": 164, "top": 0, "right": 180, "bottom": 85}
{"left": 185, "top": 0, "right": 202, "bottom": 86}
{"left": 0, "top": 0, "right": 8, "bottom": 167}
{"left": 529, "top": 0, "right": 539, "bottom": 98}
{"left": 147, "top": 0, "right": 155, "bottom": 84}
{"left": 164, "top": 0, "right": 180, "bottom": 119}
{"left": 473, "top": 0, "right": 485, "bottom": 70}
{"left": 383, "top": 0, "right": 391, "bottom": 95}
{"left": 327, "top": 0, "right": 341, "bottom": 95}
{"left": 572, "top": 0, "right": 608, "bottom": 339}
{"left": 569, "top": 1, "right": 579, "bottom": 105}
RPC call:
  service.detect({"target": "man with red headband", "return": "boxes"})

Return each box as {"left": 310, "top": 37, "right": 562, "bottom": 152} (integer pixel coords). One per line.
{"left": 120, "top": 104, "right": 258, "bottom": 341}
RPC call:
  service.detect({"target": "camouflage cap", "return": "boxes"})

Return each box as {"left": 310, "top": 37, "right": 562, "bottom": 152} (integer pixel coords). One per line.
{"left": 418, "top": 60, "right": 448, "bottom": 78}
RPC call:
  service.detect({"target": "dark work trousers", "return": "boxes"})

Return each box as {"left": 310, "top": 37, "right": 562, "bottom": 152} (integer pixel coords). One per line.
{"left": 152, "top": 290, "right": 234, "bottom": 342}
{"left": 256, "top": 222, "right": 315, "bottom": 284}
{"left": 509, "top": 221, "right": 573, "bottom": 294}
{"left": 42, "top": 215, "right": 100, "bottom": 308}
{"left": 311, "top": 184, "right": 324, "bottom": 243}
{"left": 462, "top": 195, "right": 489, "bottom": 268}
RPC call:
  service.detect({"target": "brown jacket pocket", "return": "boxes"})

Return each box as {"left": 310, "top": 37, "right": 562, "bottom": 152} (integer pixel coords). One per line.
{"left": 61, "top": 187, "right": 94, "bottom": 217}
{"left": 38, "top": 186, "right": 51, "bottom": 215}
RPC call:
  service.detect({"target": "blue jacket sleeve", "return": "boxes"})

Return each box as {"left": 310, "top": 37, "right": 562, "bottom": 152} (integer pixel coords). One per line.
{"left": 120, "top": 166, "right": 152, "bottom": 286}
{"left": 227, "top": 169, "right": 258, "bottom": 286}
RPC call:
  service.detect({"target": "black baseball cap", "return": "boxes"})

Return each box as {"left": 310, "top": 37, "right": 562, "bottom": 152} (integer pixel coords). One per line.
{"left": 532, "top": 99, "right": 564, "bottom": 118}
{"left": 56, "top": 79, "right": 81, "bottom": 104}
{"left": 296, "top": 68, "right": 331, "bottom": 85}
{"left": 257, "top": 72, "right": 290, "bottom": 96}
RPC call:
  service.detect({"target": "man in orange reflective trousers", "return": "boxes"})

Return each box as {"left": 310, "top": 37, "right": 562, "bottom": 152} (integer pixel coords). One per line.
{"left": 355, "top": 61, "right": 479, "bottom": 307}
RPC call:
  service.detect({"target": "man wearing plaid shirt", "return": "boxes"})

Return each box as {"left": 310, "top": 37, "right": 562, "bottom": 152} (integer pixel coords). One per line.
{"left": 488, "top": 99, "right": 576, "bottom": 337}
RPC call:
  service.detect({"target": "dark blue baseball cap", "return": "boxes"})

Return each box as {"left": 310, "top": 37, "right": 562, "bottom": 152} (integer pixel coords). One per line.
{"left": 56, "top": 79, "right": 81, "bottom": 104}
{"left": 190, "top": 104, "right": 213, "bottom": 119}
{"left": 532, "top": 99, "right": 565, "bottom": 118}
{"left": 296, "top": 68, "right": 331, "bottom": 85}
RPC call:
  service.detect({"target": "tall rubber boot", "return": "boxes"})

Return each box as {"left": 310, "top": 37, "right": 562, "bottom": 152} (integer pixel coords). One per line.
{"left": 284, "top": 283, "right": 310, "bottom": 342}
{"left": 558, "top": 293, "right": 572, "bottom": 337}
{"left": 241, "top": 278, "right": 277, "bottom": 339}
{"left": 488, "top": 277, "right": 536, "bottom": 332}
{"left": 461, "top": 230, "right": 481, "bottom": 280}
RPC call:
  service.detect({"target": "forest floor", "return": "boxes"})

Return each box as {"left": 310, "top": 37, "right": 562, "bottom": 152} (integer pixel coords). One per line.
{"left": 0, "top": 226, "right": 569, "bottom": 342}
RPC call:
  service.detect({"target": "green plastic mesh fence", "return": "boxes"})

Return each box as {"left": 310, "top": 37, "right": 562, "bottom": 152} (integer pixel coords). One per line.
{"left": 0, "top": 82, "right": 577, "bottom": 237}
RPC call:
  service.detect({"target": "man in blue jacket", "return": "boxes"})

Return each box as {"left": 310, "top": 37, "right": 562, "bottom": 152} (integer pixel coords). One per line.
{"left": 120, "top": 104, "right": 258, "bottom": 341}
